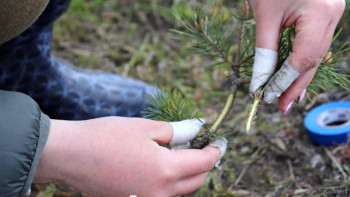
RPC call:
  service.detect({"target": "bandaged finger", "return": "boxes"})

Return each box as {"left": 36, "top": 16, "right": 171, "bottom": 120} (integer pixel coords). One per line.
{"left": 263, "top": 58, "right": 300, "bottom": 103}
{"left": 170, "top": 119, "right": 205, "bottom": 146}
{"left": 250, "top": 47, "right": 278, "bottom": 92}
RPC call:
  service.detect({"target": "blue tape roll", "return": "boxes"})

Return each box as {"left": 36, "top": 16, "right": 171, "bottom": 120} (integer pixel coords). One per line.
{"left": 304, "top": 101, "right": 350, "bottom": 146}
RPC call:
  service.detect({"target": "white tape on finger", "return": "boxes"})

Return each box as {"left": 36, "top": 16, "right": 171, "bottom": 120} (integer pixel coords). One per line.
{"left": 250, "top": 47, "right": 278, "bottom": 92}
{"left": 263, "top": 59, "right": 300, "bottom": 103}
{"left": 208, "top": 137, "right": 228, "bottom": 167}
{"left": 170, "top": 118, "right": 205, "bottom": 145}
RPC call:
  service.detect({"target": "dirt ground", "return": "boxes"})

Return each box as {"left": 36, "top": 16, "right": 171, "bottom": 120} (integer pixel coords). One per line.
{"left": 31, "top": 0, "right": 350, "bottom": 196}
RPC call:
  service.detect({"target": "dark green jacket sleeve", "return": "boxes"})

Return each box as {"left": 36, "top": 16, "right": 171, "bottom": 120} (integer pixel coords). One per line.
{"left": 0, "top": 90, "right": 50, "bottom": 197}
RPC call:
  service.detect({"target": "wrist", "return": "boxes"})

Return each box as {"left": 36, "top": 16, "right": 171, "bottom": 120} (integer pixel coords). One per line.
{"left": 33, "top": 119, "right": 77, "bottom": 184}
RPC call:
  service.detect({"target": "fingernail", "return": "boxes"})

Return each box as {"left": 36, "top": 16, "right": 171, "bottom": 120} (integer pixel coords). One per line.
{"left": 283, "top": 102, "right": 294, "bottom": 117}
{"left": 298, "top": 89, "right": 307, "bottom": 103}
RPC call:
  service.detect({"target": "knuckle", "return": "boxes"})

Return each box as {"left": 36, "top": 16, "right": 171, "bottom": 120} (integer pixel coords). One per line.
{"left": 316, "top": 0, "right": 344, "bottom": 17}
{"left": 326, "top": 0, "right": 346, "bottom": 14}
{"left": 335, "top": 0, "right": 346, "bottom": 14}
{"left": 291, "top": 54, "right": 321, "bottom": 72}
{"left": 301, "top": 56, "right": 321, "bottom": 69}
{"left": 160, "top": 164, "right": 177, "bottom": 182}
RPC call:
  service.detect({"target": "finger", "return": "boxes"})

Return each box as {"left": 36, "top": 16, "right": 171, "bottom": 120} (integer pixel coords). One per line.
{"left": 318, "top": 19, "right": 342, "bottom": 57}
{"left": 171, "top": 137, "right": 227, "bottom": 179}
{"left": 278, "top": 20, "right": 338, "bottom": 111}
{"left": 121, "top": 118, "right": 173, "bottom": 144}
{"left": 249, "top": 1, "right": 281, "bottom": 92}
{"left": 263, "top": 16, "right": 330, "bottom": 103}
{"left": 250, "top": 48, "right": 278, "bottom": 92}
{"left": 252, "top": 0, "right": 282, "bottom": 51}
{"left": 278, "top": 66, "right": 317, "bottom": 111}
{"left": 288, "top": 15, "right": 331, "bottom": 73}
{"left": 127, "top": 118, "right": 205, "bottom": 145}
{"left": 172, "top": 172, "right": 208, "bottom": 196}
{"left": 289, "top": 1, "right": 345, "bottom": 73}
{"left": 169, "top": 119, "right": 205, "bottom": 145}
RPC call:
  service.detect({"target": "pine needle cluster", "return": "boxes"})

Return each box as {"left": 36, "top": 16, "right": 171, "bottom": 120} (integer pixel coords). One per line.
{"left": 275, "top": 28, "right": 350, "bottom": 96}
{"left": 142, "top": 88, "right": 200, "bottom": 121}
{"left": 308, "top": 30, "right": 350, "bottom": 95}
{"left": 171, "top": 6, "right": 241, "bottom": 68}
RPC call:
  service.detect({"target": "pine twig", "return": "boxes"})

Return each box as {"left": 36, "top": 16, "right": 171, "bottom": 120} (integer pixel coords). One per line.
{"left": 200, "top": 30, "right": 235, "bottom": 67}
{"left": 233, "top": 54, "right": 254, "bottom": 67}
{"left": 211, "top": 0, "right": 250, "bottom": 133}
{"left": 210, "top": 90, "right": 234, "bottom": 133}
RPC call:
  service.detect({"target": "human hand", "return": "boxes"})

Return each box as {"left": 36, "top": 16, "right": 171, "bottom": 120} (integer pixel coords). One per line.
{"left": 249, "top": 0, "right": 345, "bottom": 115}
{"left": 33, "top": 117, "right": 227, "bottom": 197}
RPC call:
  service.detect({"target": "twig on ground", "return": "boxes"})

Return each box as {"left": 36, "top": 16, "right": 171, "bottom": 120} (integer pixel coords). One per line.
{"left": 230, "top": 145, "right": 267, "bottom": 188}
{"left": 325, "top": 148, "right": 347, "bottom": 180}
{"left": 287, "top": 159, "right": 295, "bottom": 181}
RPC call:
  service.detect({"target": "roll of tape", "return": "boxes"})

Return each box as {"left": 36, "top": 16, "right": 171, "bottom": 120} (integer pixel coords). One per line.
{"left": 304, "top": 101, "right": 350, "bottom": 146}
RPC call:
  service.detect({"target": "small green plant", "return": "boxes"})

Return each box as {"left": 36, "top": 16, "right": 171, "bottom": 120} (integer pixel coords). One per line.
{"left": 142, "top": 88, "right": 201, "bottom": 121}
{"left": 143, "top": 1, "right": 350, "bottom": 145}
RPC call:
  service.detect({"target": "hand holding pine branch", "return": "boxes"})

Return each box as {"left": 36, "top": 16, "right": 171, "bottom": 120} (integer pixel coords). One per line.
{"left": 146, "top": 1, "right": 349, "bottom": 136}
{"left": 249, "top": 0, "right": 346, "bottom": 116}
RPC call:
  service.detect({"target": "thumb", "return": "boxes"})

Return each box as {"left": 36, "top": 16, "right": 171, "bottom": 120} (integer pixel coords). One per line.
{"left": 250, "top": 10, "right": 281, "bottom": 92}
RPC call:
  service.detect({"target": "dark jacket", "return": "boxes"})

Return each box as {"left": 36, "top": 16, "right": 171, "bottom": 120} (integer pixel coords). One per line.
{"left": 0, "top": 90, "right": 50, "bottom": 197}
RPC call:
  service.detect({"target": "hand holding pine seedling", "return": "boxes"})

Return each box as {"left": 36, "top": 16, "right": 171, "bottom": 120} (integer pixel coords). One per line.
{"left": 143, "top": 0, "right": 349, "bottom": 144}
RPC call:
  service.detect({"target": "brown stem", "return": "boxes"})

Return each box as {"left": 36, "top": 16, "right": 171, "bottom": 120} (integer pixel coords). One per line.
{"left": 199, "top": 31, "right": 235, "bottom": 67}
{"left": 210, "top": 0, "right": 249, "bottom": 133}
{"left": 239, "top": 78, "right": 251, "bottom": 84}
{"left": 202, "top": 0, "right": 250, "bottom": 135}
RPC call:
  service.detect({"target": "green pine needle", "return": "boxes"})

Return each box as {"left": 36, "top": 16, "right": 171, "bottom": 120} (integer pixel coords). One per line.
{"left": 142, "top": 88, "right": 200, "bottom": 121}
{"left": 276, "top": 27, "right": 350, "bottom": 95}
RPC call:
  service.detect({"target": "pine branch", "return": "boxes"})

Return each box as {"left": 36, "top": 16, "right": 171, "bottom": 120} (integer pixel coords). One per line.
{"left": 171, "top": 6, "right": 237, "bottom": 67}
{"left": 171, "top": 2, "right": 254, "bottom": 135}
{"left": 200, "top": 28, "right": 235, "bottom": 66}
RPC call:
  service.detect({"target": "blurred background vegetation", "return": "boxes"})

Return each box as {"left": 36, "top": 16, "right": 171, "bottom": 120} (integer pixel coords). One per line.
{"left": 32, "top": 0, "right": 350, "bottom": 196}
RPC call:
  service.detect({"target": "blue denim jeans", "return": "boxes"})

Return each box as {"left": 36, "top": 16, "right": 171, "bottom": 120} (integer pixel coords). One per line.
{"left": 0, "top": 0, "right": 157, "bottom": 120}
